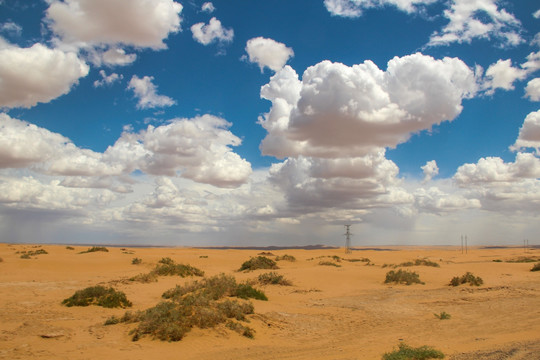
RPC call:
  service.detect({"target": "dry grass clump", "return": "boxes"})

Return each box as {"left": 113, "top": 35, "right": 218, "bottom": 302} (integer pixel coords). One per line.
{"left": 19, "top": 249, "right": 48, "bottom": 259}
{"left": 131, "top": 257, "right": 142, "bottom": 265}
{"left": 107, "top": 274, "right": 260, "bottom": 341}
{"left": 384, "top": 269, "right": 424, "bottom": 285}
{"left": 62, "top": 285, "right": 132, "bottom": 308}
{"left": 275, "top": 254, "right": 296, "bottom": 262}
{"left": 129, "top": 272, "right": 158, "bottom": 283}
{"left": 153, "top": 257, "right": 205, "bottom": 277}
{"left": 257, "top": 272, "right": 292, "bottom": 286}
{"left": 319, "top": 261, "right": 342, "bottom": 267}
{"left": 506, "top": 256, "right": 540, "bottom": 263}
{"left": 382, "top": 343, "right": 444, "bottom": 360}
{"left": 449, "top": 272, "right": 483, "bottom": 287}
{"left": 531, "top": 262, "right": 540, "bottom": 272}
{"left": 383, "top": 258, "right": 439, "bottom": 268}
{"left": 79, "top": 246, "right": 109, "bottom": 254}
{"left": 434, "top": 311, "right": 451, "bottom": 320}
{"left": 239, "top": 256, "right": 279, "bottom": 271}
{"left": 343, "top": 257, "right": 371, "bottom": 263}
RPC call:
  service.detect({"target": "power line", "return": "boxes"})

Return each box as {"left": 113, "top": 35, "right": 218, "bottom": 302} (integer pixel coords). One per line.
{"left": 344, "top": 225, "right": 352, "bottom": 254}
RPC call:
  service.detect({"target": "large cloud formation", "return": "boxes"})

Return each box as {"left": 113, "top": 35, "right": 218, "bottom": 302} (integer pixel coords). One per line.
{"left": 257, "top": 53, "right": 477, "bottom": 219}
{"left": 259, "top": 53, "right": 477, "bottom": 159}
{"left": 0, "top": 113, "right": 252, "bottom": 189}
{"left": 0, "top": 42, "right": 89, "bottom": 108}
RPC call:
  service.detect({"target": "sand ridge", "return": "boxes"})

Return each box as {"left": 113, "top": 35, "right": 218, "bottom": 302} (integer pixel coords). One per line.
{"left": 0, "top": 244, "right": 539, "bottom": 359}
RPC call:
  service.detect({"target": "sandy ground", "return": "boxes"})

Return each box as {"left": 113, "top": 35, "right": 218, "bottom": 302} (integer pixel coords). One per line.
{"left": 0, "top": 243, "right": 539, "bottom": 360}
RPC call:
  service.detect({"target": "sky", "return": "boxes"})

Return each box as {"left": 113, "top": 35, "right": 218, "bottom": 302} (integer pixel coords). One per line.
{"left": 0, "top": 0, "right": 539, "bottom": 247}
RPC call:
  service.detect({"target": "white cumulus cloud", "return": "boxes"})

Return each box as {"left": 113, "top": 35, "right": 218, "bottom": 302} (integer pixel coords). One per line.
{"left": 259, "top": 53, "right": 477, "bottom": 159}
{"left": 482, "top": 59, "right": 527, "bottom": 94}
{"left": 245, "top": 37, "right": 294, "bottom": 72}
{"left": 93, "top": 70, "right": 123, "bottom": 87}
{"left": 191, "top": 17, "right": 233, "bottom": 46}
{"left": 421, "top": 160, "right": 439, "bottom": 183}
{"left": 324, "top": 0, "right": 435, "bottom": 18}
{"left": 511, "top": 110, "right": 540, "bottom": 153}
{"left": 201, "top": 2, "right": 215, "bottom": 13}
{"left": 0, "top": 43, "right": 89, "bottom": 108}
{"left": 428, "top": 0, "right": 523, "bottom": 47}
{"left": 525, "top": 78, "right": 540, "bottom": 101}
{"left": 46, "top": 0, "right": 183, "bottom": 49}
{"left": 127, "top": 75, "right": 176, "bottom": 109}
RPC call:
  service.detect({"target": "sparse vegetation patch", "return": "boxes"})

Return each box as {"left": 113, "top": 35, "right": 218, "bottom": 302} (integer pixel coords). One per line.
{"left": 108, "top": 274, "right": 261, "bottom": 341}
{"left": 19, "top": 249, "right": 48, "bottom": 259}
{"left": 275, "top": 254, "right": 296, "bottom": 262}
{"left": 449, "top": 272, "right": 483, "bottom": 287}
{"left": 131, "top": 258, "right": 142, "bottom": 265}
{"left": 239, "top": 256, "right": 278, "bottom": 271}
{"left": 382, "top": 343, "right": 445, "bottom": 360}
{"left": 257, "top": 272, "right": 292, "bottom": 286}
{"left": 384, "top": 269, "right": 424, "bottom": 285}
{"left": 383, "top": 258, "right": 439, "bottom": 268}
{"left": 79, "top": 246, "right": 109, "bottom": 254}
{"left": 153, "top": 257, "right": 205, "bottom": 277}
{"left": 319, "top": 261, "right": 342, "bottom": 267}
{"left": 506, "top": 256, "right": 540, "bottom": 263}
{"left": 530, "top": 262, "right": 540, "bottom": 272}
{"left": 62, "top": 285, "right": 132, "bottom": 308}
{"left": 434, "top": 311, "right": 451, "bottom": 320}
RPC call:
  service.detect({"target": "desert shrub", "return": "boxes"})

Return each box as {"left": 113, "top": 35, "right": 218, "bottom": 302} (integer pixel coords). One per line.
{"left": 79, "top": 246, "right": 108, "bottom": 254}
{"left": 0, "top": 257, "right": 3, "bottom": 262}
{"left": 62, "top": 285, "right": 132, "bottom": 308}
{"left": 449, "top": 272, "right": 483, "bottom": 287}
{"left": 153, "top": 258, "right": 204, "bottom": 277}
{"left": 235, "top": 283, "right": 268, "bottom": 301}
{"left": 226, "top": 320, "right": 255, "bottom": 338}
{"left": 257, "top": 272, "right": 292, "bottom": 286}
{"left": 382, "top": 343, "right": 444, "bottom": 360}
{"left": 129, "top": 272, "right": 158, "bottom": 283}
{"left": 217, "top": 299, "right": 254, "bottom": 320}
{"left": 434, "top": 311, "right": 451, "bottom": 320}
{"left": 275, "top": 254, "right": 296, "bottom": 262}
{"left": 344, "top": 257, "right": 371, "bottom": 263}
{"left": 531, "top": 262, "right": 540, "bottom": 272}
{"left": 66, "top": 246, "right": 75, "bottom": 250}
{"left": 199, "top": 255, "right": 208, "bottom": 258}
{"left": 492, "top": 259, "right": 503, "bottom": 262}
{"left": 384, "top": 269, "right": 424, "bottom": 285}
{"left": 258, "top": 252, "right": 274, "bottom": 256}
{"left": 20, "top": 249, "right": 48, "bottom": 259}
{"left": 319, "top": 261, "right": 341, "bottom": 267}
{"left": 239, "top": 256, "right": 278, "bottom": 271}
{"left": 113, "top": 274, "right": 260, "bottom": 341}
{"left": 506, "top": 256, "right": 539, "bottom": 263}
{"left": 131, "top": 258, "right": 142, "bottom": 265}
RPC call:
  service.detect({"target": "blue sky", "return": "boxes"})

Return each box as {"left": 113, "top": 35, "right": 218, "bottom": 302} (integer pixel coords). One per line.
{"left": 0, "top": 0, "right": 539, "bottom": 247}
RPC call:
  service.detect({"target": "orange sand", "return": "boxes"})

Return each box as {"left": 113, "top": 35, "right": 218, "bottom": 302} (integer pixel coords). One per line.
{"left": 0, "top": 243, "right": 539, "bottom": 359}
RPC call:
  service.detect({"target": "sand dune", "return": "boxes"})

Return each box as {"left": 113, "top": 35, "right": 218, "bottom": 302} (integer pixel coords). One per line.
{"left": 0, "top": 243, "right": 539, "bottom": 359}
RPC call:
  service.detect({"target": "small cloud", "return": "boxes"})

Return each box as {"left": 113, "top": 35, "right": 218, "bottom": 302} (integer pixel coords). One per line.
{"left": 201, "top": 2, "right": 215, "bottom": 13}
{"left": 525, "top": 78, "right": 540, "bottom": 102}
{"left": 94, "top": 70, "right": 123, "bottom": 88}
{"left": 421, "top": 160, "right": 439, "bottom": 183}
{"left": 0, "top": 21, "right": 22, "bottom": 36}
{"left": 482, "top": 59, "right": 527, "bottom": 95}
{"left": 127, "top": 75, "right": 176, "bottom": 109}
{"left": 191, "top": 17, "right": 233, "bottom": 45}
{"left": 244, "top": 37, "right": 294, "bottom": 73}
{"left": 533, "top": 9, "right": 540, "bottom": 19}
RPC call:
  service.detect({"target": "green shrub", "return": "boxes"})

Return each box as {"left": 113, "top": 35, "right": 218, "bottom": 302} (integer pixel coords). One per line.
{"left": 384, "top": 269, "right": 424, "bottom": 285}
{"left": 319, "top": 261, "right": 341, "bottom": 267}
{"left": 132, "top": 258, "right": 142, "bottom": 265}
{"left": 530, "top": 262, "right": 540, "bottom": 272}
{"left": 434, "top": 311, "right": 451, "bottom": 320}
{"left": 129, "top": 272, "right": 158, "bottom": 283}
{"left": 20, "top": 249, "right": 48, "bottom": 259}
{"left": 382, "top": 343, "right": 444, "bottom": 360}
{"left": 79, "top": 246, "right": 108, "bottom": 254}
{"left": 275, "top": 254, "right": 296, "bottom": 262}
{"left": 239, "top": 256, "right": 278, "bottom": 271}
{"left": 449, "top": 272, "right": 483, "bottom": 287}
{"left": 226, "top": 320, "right": 255, "bottom": 338}
{"left": 257, "top": 272, "right": 292, "bottom": 286}
{"left": 235, "top": 283, "right": 268, "bottom": 301}
{"left": 62, "top": 285, "right": 132, "bottom": 308}
{"left": 153, "top": 258, "right": 204, "bottom": 277}
{"left": 112, "top": 274, "right": 260, "bottom": 342}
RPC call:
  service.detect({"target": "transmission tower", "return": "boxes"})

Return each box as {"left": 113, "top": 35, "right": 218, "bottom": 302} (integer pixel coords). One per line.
{"left": 344, "top": 225, "right": 352, "bottom": 254}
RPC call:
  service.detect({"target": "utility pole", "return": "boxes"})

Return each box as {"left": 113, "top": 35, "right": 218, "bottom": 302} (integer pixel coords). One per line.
{"left": 344, "top": 225, "right": 352, "bottom": 254}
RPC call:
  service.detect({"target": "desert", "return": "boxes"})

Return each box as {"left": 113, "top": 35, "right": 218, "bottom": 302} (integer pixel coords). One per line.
{"left": 0, "top": 243, "right": 539, "bottom": 360}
